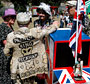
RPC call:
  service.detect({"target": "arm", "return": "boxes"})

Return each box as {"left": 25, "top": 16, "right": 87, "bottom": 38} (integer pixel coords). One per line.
{"left": 35, "top": 21, "right": 59, "bottom": 38}
{"left": 3, "top": 40, "right": 7, "bottom": 45}
{"left": 0, "top": 25, "right": 6, "bottom": 45}
{"left": 4, "top": 33, "right": 13, "bottom": 56}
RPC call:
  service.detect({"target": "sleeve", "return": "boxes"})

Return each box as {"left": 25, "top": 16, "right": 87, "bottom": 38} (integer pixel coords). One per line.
{"left": 33, "top": 23, "right": 58, "bottom": 39}
{"left": 4, "top": 33, "right": 13, "bottom": 56}
{"left": 0, "top": 25, "right": 6, "bottom": 42}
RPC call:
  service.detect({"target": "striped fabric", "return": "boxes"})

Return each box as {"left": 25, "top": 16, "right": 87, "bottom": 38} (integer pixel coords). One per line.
{"left": 69, "top": 0, "right": 86, "bottom": 57}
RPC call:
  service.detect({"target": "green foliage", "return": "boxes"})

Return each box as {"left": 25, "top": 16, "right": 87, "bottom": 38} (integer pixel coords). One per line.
{"left": 0, "top": 1, "right": 3, "bottom": 8}
{"left": 31, "top": 0, "right": 61, "bottom": 6}
{"left": 0, "top": 1, "right": 4, "bottom": 16}
{"left": 4, "top": 0, "right": 67, "bottom": 12}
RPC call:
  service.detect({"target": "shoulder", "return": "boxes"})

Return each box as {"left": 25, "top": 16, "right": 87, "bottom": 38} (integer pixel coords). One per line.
{"left": 0, "top": 23, "right": 13, "bottom": 32}
{"left": 7, "top": 32, "right": 14, "bottom": 39}
{"left": 0, "top": 23, "right": 8, "bottom": 27}
{"left": 0, "top": 23, "right": 7, "bottom": 34}
{"left": 6, "top": 32, "right": 15, "bottom": 45}
{"left": 0, "top": 23, "right": 5, "bottom": 29}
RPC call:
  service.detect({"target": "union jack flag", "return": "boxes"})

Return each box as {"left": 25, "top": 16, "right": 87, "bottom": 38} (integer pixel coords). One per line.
{"left": 54, "top": 68, "right": 90, "bottom": 84}
{"left": 69, "top": 0, "right": 86, "bottom": 57}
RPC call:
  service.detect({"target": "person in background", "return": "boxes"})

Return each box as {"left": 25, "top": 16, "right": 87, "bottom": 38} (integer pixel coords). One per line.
{"left": 34, "top": 2, "right": 59, "bottom": 84}
{"left": 66, "top": 0, "right": 90, "bottom": 37}
{"left": 27, "top": 9, "right": 32, "bottom": 22}
{"left": 57, "top": 11, "right": 59, "bottom": 18}
{"left": 66, "top": 1, "right": 76, "bottom": 17}
{"left": 4, "top": 12, "right": 59, "bottom": 84}
{"left": 29, "top": 10, "right": 32, "bottom": 22}
{"left": 0, "top": 8, "right": 16, "bottom": 84}
{"left": 34, "top": 2, "right": 53, "bottom": 28}
{"left": 65, "top": 12, "right": 69, "bottom": 27}
{"left": 59, "top": 13, "right": 64, "bottom": 28}
{"left": 65, "top": 1, "right": 77, "bottom": 28}
{"left": 83, "top": 13, "right": 90, "bottom": 36}
{"left": 52, "top": 9, "right": 55, "bottom": 19}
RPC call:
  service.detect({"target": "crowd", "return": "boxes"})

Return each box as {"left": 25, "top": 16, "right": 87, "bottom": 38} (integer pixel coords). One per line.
{"left": 59, "top": 0, "right": 90, "bottom": 37}
{"left": 0, "top": 1, "right": 90, "bottom": 84}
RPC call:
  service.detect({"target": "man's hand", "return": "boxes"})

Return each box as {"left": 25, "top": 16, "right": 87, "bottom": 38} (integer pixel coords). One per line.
{"left": 3, "top": 40, "right": 7, "bottom": 45}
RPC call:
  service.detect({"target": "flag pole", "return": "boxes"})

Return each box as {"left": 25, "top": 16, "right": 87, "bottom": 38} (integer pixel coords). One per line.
{"left": 75, "top": 0, "right": 79, "bottom": 64}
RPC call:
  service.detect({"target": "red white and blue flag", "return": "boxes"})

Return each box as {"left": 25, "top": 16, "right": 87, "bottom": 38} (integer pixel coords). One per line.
{"left": 69, "top": 0, "right": 86, "bottom": 57}
{"left": 54, "top": 68, "right": 90, "bottom": 84}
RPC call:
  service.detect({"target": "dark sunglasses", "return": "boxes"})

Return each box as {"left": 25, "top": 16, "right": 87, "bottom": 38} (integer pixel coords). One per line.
{"left": 38, "top": 9, "right": 47, "bottom": 14}
{"left": 39, "top": 11, "right": 46, "bottom": 14}
{"left": 10, "top": 15, "right": 16, "bottom": 19}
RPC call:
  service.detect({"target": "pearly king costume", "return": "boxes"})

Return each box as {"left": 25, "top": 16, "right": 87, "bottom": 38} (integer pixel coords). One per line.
{"left": 4, "top": 20, "right": 58, "bottom": 80}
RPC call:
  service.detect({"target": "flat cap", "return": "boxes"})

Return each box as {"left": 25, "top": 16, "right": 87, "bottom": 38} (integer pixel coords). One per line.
{"left": 17, "top": 12, "right": 31, "bottom": 24}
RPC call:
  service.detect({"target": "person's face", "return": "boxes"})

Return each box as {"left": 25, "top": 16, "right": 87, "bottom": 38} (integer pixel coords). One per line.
{"left": 38, "top": 10, "right": 48, "bottom": 21}
{"left": 8, "top": 15, "right": 16, "bottom": 25}
{"left": 68, "top": 6, "right": 75, "bottom": 16}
